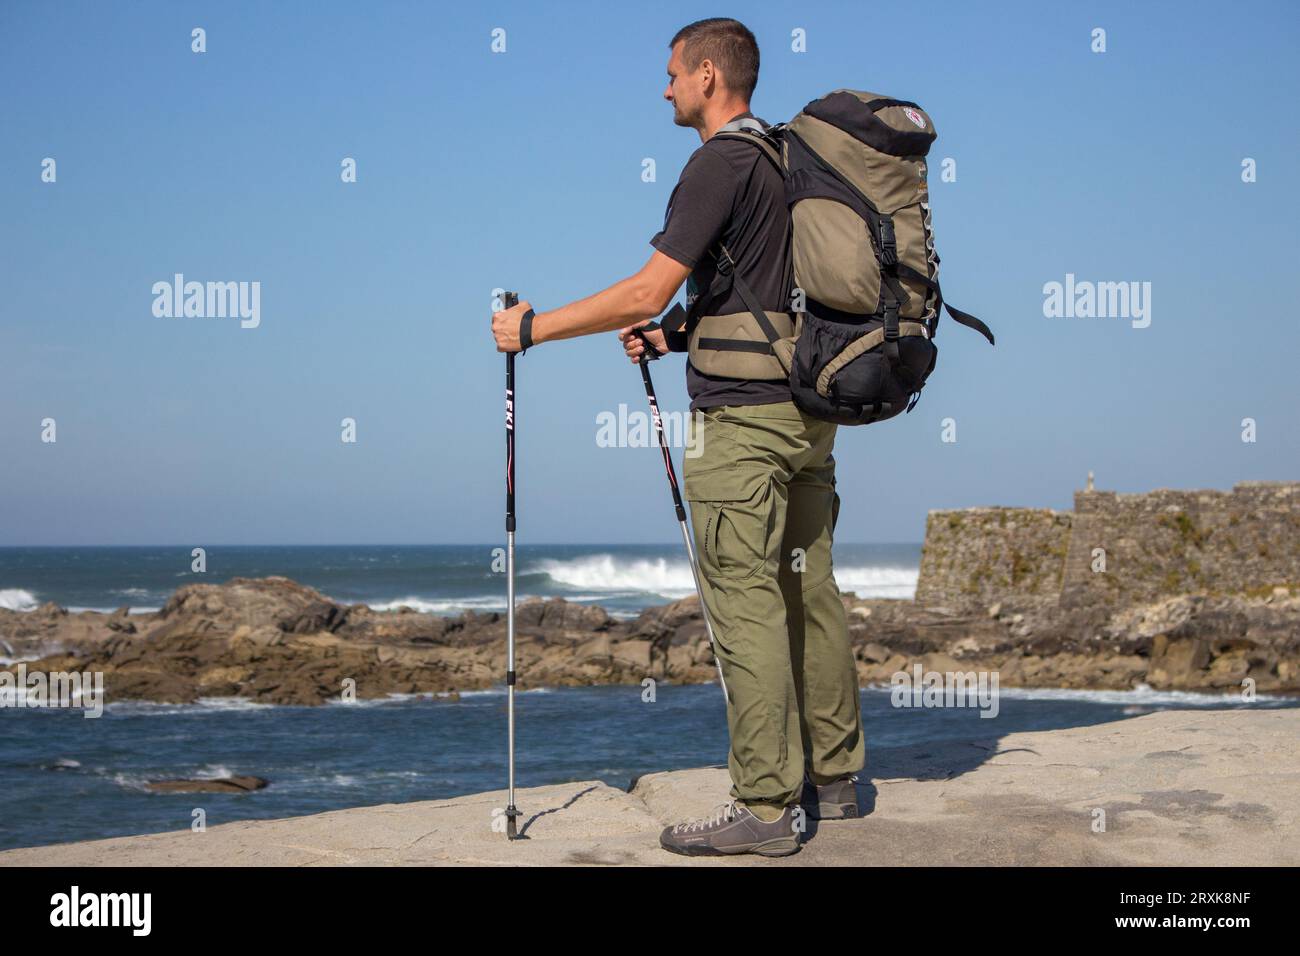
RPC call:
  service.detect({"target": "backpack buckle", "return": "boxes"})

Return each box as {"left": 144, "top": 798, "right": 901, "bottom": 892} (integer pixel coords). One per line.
{"left": 714, "top": 247, "right": 735, "bottom": 276}
{"left": 883, "top": 304, "right": 900, "bottom": 342}
{"left": 879, "top": 218, "right": 898, "bottom": 267}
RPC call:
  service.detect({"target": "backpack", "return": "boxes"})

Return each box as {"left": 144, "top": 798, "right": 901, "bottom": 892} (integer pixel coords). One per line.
{"left": 659, "top": 90, "right": 995, "bottom": 426}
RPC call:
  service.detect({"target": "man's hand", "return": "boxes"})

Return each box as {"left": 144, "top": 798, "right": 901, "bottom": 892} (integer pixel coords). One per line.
{"left": 492, "top": 299, "right": 533, "bottom": 353}
{"left": 618, "top": 321, "right": 668, "bottom": 364}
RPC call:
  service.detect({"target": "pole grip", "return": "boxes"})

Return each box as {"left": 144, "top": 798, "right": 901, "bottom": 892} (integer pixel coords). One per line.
{"left": 504, "top": 291, "right": 518, "bottom": 528}
{"left": 634, "top": 322, "right": 662, "bottom": 365}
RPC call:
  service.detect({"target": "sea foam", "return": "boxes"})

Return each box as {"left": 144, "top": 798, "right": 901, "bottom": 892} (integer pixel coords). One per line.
{"left": 535, "top": 554, "right": 697, "bottom": 597}
{"left": 535, "top": 553, "right": 918, "bottom": 600}
{"left": 0, "top": 589, "right": 39, "bottom": 612}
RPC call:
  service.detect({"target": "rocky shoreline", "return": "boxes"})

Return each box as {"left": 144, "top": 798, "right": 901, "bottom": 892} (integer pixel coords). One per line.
{"left": 2, "top": 575, "right": 1297, "bottom": 706}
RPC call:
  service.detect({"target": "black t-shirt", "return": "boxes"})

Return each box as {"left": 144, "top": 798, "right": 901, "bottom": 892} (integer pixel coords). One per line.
{"left": 650, "top": 113, "right": 793, "bottom": 411}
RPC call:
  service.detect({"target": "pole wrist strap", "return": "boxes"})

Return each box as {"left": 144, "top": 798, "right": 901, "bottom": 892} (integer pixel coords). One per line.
{"left": 519, "top": 309, "right": 536, "bottom": 353}
{"left": 635, "top": 321, "right": 662, "bottom": 361}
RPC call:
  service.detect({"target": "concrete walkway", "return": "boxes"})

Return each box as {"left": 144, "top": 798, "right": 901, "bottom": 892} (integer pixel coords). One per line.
{"left": 3, "top": 708, "right": 1296, "bottom": 866}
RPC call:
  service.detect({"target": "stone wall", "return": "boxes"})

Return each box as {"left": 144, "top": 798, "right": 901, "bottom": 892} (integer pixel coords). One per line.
{"left": 915, "top": 507, "right": 1071, "bottom": 609}
{"left": 915, "top": 481, "right": 1300, "bottom": 611}
{"left": 1059, "top": 481, "right": 1300, "bottom": 607}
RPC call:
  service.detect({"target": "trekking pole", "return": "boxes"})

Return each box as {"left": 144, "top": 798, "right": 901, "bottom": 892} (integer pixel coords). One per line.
{"left": 503, "top": 290, "right": 522, "bottom": 840}
{"left": 634, "top": 324, "right": 729, "bottom": 701}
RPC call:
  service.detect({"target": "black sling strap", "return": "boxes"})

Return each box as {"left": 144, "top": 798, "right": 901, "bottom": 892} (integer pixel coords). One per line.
{"left": 707, "top": 244, "right": 784, "bottom": 353}
{"left": 660, "top": 247, "right": 785, "bottom": 358}
{"left": 894, "top": 263, "right": 995, "bottom": 346}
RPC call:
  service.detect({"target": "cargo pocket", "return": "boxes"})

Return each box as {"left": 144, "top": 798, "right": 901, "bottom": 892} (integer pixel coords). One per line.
{"left": 689, "top": 478, "right": 778, "bottom": 583}
{"left": 683, "top": 408, "right": 780, "bottom": 582}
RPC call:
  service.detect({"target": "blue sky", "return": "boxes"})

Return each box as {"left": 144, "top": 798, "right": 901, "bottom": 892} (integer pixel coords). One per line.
{"left": 1, "top": 0, "right": 1297, "bottom": 546}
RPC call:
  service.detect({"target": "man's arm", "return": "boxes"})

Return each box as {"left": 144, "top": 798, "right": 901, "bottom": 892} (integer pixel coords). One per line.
{"left": 491, "top": 146, "right": 734, "bottom": 353}
{"left": 529, "top": 251, "right": 691, "bottom": 344}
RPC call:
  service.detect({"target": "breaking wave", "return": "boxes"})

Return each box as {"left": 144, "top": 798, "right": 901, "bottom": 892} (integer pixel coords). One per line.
{"left": 535, "top": 554, "right": 918, "bottom": 600}
{"left": 0, "top": 589, "right": 39, "bottom": 611}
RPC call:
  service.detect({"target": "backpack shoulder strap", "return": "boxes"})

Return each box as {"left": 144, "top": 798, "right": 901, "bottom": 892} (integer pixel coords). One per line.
{"left": 663, "top": 122, "right": 793, "bottom": 368}
{"left": 710, "top": 129, "right": 783, "bottom": 177}
{"left": 712, "top": 127, "right": 792, "bottom": 340}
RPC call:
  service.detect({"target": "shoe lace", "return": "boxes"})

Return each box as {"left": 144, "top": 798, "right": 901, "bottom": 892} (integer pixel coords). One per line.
{"left": 674, "top": 800, "right": 740, "bottom": 834}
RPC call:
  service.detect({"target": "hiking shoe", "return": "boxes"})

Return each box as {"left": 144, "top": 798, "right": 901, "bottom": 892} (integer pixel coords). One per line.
{"left": 800, "top": 774, "right": 860, "bottom": 820}
{"left": 659, "top": 800, "right": 801, "bottom": 857}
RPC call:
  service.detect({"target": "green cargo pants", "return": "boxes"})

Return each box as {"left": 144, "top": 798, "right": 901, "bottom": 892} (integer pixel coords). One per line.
{"left": 683, "top": 400, "right": 865, "bottom": 810}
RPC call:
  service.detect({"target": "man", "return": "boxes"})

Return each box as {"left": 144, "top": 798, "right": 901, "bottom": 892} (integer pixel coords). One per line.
{"left": 491, "top": 17, "right": 863, "bottom": 857}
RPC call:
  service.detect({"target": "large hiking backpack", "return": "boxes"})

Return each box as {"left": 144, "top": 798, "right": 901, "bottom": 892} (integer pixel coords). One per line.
{"left": 662, "top": 90, "right": 995, "bottom": 426}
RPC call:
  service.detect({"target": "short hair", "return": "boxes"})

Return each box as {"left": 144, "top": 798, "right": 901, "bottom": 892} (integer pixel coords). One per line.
{"left": 669, "top": 18, "right": 759, "bottom": 101}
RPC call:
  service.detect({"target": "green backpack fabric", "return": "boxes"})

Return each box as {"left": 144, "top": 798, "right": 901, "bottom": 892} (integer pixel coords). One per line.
{"left": 663, "top": 90, "right": 995, "bottom": 426}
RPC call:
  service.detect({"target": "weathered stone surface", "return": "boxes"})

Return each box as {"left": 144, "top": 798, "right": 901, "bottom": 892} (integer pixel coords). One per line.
{"left": 572, "top": 634, "right": 612, "bottom": 663}
{"left": 105, "top": 606, "right": 136, "bottom": 634}
{"left": 0, "top": 580, "right": 720, "bottom": 705}
{"left": 3, "top": 574, "right": 1297, "bottom": 704}
{"left": 917, "top": 507, "right": 1071, "bottom": 609}
{"left": 611, "top": 639, "right": 652, "bottom": 672}
{"left": 845, "top": 589, "right": 1298, "bottom": 693}
{"left": 155, "top": 577, "right": 348, "bottom": 635}
{"left": 918, "top": 481, "right": 1300, "bottom": 612}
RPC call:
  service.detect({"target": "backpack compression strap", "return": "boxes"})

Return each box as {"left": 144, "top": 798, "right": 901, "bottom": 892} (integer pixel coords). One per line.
{"left": 894, "top": 263, "right": 995, "bottom": 346}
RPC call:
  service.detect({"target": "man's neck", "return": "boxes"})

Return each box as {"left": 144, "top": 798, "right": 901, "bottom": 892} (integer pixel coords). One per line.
{"left": 700, "top": 101, "right": 753, "bottom": 142}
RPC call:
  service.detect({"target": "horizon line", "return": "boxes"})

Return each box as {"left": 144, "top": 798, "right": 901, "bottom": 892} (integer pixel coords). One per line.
{"left": 0, "top": 541, "right": 925, "bottom": 549}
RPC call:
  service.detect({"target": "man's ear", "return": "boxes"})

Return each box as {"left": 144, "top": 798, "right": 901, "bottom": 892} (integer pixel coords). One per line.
{"left": 699, "top": 58, "right": 715, "bottom": 92}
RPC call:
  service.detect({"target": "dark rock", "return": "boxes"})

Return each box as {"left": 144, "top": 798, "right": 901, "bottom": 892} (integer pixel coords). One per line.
{"left": 144, "top": 775, "right": 268, "bottom": 794}
{"left": 106, "top": 606, "right": 137, "bottom": 634}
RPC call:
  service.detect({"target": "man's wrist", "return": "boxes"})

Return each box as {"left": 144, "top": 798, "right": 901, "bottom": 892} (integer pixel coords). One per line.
{"left": 532, "top": 308, "right": 574, "bottom": 345}
{"left": 527, "top": 309, "right": 548, "bottom": 345}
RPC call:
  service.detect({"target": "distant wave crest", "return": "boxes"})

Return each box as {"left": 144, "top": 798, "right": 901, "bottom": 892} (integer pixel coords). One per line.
{"left": 835, "top": 565, "right": 918, "bottom": 600}
{"left": 368, "top": 595, "right": 507, "bottom": 614}
{"left": 534, "top": 555, "right": 698, "bottom": 598}
{"left": 0, "top": 589, "right": 39, "bottom": 612}
{"left": 535, "top": 554, "right": 917, "bottom": 600}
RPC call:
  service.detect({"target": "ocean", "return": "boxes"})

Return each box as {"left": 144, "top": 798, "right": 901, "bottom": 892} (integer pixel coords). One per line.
{"left": 0, "top": 542, "right": 923, "bottom": 620}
